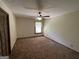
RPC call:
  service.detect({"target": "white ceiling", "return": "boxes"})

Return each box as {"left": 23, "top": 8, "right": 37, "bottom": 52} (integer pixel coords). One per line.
{"left": 2, "top": 0, "right": 79, "bottom": 18}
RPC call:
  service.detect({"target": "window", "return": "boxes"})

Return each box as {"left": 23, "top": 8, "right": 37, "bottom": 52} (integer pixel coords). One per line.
{"left": 35, "top": 22, "right": 42, "bottom": 33}
{"left": 35, "top": 17, "right": 42, "bottom": 33}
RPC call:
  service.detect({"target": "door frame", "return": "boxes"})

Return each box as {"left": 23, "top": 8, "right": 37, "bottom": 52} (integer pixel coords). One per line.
{"left": 0, "top": 7, "right": 11, "bottom": 56}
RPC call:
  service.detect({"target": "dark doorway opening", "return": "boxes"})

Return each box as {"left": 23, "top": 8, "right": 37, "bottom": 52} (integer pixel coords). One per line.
{"left": 0, "top": 7, "right": 11, "bottom": 56}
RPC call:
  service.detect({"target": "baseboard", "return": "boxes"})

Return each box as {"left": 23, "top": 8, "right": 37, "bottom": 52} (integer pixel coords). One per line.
{"left": 44, "top": 34, "right": 79, "bottom": 54}
{"left": 17, "top": 35, "right": 44, "bottom": 39}
{"left": 0, "top": 56, "right": 9, "bottom": 59}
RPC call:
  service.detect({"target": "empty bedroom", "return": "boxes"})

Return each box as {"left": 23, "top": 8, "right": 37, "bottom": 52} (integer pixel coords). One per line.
{"left": 0, "top": 0, "right": 79, "bottom": 59}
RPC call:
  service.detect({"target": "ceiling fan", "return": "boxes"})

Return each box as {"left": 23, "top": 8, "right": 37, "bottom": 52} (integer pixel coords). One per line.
{"left": 38, "top": 11, "right": 50, "bottom": 17}
{"left": 36, "top": 11, "right": 50, "bottom": 20}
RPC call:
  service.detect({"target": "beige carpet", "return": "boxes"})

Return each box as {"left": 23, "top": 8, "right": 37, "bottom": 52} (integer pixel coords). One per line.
{"left": 10, "top": 36, "right": 79, "bottom": 59}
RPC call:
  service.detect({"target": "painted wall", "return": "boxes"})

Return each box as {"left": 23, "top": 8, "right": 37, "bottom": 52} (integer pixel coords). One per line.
{"left": 0, "top": 0, "right": 17, "bottom": 50}
{"left": 44, "top": 11, "right": 79, "bottom": 52}
{"left": 16, "top": 16, "right": 35, "bottom": 38}
{"left": 16, "top": 16, "right": 44, "bottom": 38}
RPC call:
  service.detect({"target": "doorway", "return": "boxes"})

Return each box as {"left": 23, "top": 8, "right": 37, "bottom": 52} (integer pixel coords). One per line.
{"left": 0, "top": 7, "right": 11, "bottom": 56}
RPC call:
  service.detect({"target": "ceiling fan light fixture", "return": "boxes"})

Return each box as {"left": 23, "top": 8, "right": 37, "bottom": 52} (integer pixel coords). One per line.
{"left": 36, "top": 17, "right": 42, "bottom": 20}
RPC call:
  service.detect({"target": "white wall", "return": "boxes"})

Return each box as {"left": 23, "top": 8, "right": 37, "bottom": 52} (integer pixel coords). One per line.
{"left": 0, "top": 0, "right": 17, "bottom": 50}
{"left": 16, "top": 16, "right": 44, "bottom": 38}
{"left": 44, "top": 11, "right": 79, "bottom": 52}
{"left": 16, "top": 16, "right": 35, "bottom": 38}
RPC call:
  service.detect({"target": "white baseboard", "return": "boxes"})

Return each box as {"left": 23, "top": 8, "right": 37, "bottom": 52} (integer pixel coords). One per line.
{"left": 0, "top": 56, "right": 9, "bottom": 59}
{"left": 44, "top": 33, "right": 79, "bottom": 53}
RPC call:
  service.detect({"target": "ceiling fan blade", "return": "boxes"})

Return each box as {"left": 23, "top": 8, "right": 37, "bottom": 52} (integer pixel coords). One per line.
{"left": 43, "top": 16, "right": 50, "bottom": 17}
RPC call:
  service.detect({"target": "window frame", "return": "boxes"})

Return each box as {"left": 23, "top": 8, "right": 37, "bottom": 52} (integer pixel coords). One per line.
{"left": 34, "top": 19, "right": 43, "bottom": 34}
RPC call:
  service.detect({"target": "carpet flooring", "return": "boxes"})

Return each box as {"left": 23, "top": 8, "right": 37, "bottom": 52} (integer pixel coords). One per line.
{"left": 10, "top": 36, "right": 79, "bottom": 59}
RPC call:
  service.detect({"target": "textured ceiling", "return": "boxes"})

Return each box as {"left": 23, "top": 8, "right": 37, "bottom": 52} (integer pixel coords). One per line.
{"left": 2, "top": 0, "right": 79, "bottom": 18}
